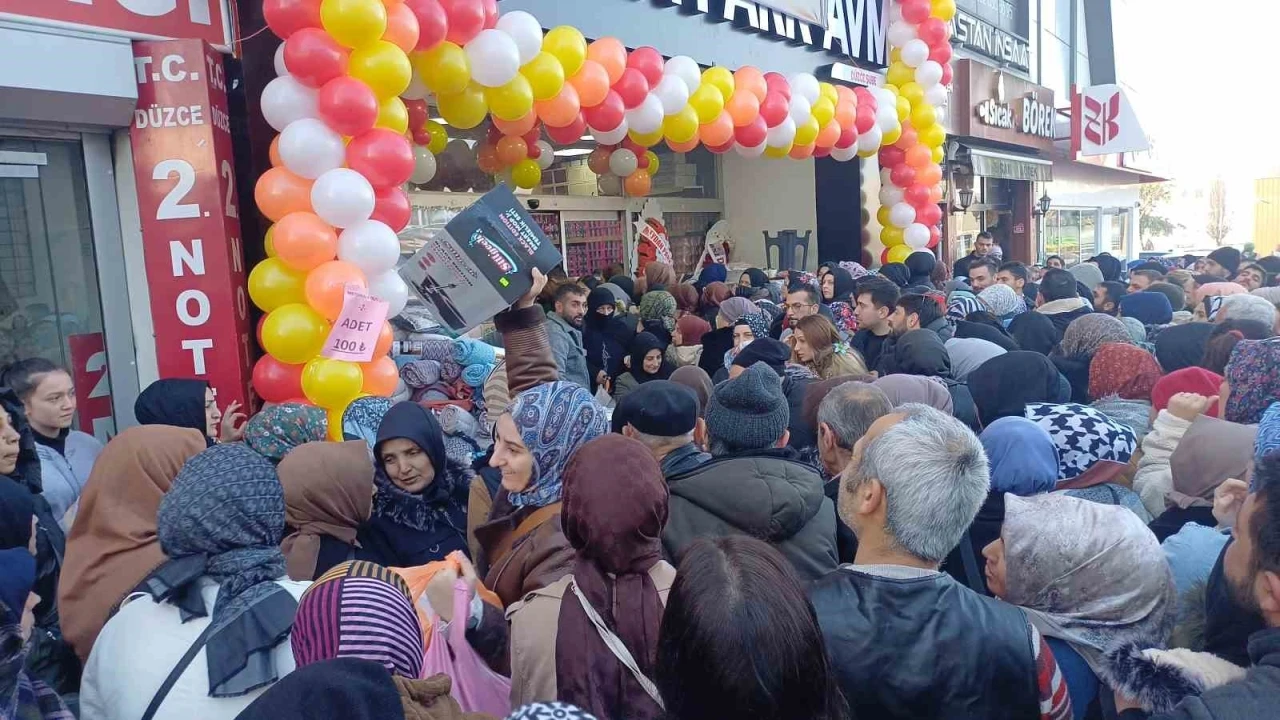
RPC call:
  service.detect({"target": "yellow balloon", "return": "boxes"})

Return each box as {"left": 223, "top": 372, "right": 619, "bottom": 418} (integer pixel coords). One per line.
{"left": 886, "top": 61, "right": 914, "bottom": 88}
{"left": 521, "top": 51, "right": 566, "bottom": 102}
{"left": 663, "top": 106, "right": 699, "bottom": 144}
{"left": 881, "top": 226, "right": 905, "bottom": 247}
{"left": 248, "top": 258, "right": 306, "bottom": 312}
{"left": 886, "top": 244, "right": 913, "bottom": 263}
{"left": 264, "top": 226, "right": 277, "bottom": 258}
{"left": 436, "top": 83, "right": 488, "bottom": 129}
{"left": 511, "top": 159, "right": 542, "bottom": 189}
{"left": 910, "top": 103, "right": 937, "bottom": 129}
{"left": 896, "top": 97, "right": 911, "bottom": 122}
{"left": 931, "top": 146, "right": 945, "bottom": 164}
{"left": 688, "top": 84, "right": 725, "bottom": 125}
{"left": 764, "top": 143, "right": 791, "bottom": 159}
{"left": 628, "top": 128, "right": 664, "bottom": 148}
{"left": 702, "top": 67, "right": 735, "bottom": 101}
{"left": 302, "top": 357, "right": 364, "bottom": 410}
{"left": 645, "top": 151, "right": 660, "bottom": 177}
{"left": 484, "top": 74, "right": 535, "bottom": 121}
{"left": 876, "top": 206, "right": 891, "bottom": 227}
{"left": 425, "top": 120, "right": 448, "bottom": 154}
{"left": 794, "top": 115, "right": 820, "bottom": 146}
{"left": 262, "top": 303, "right": 329, "bottom": 365}
{"left": 818, "top": 82, "right": 839, "bottom": 106}
{"left": 376, "top": 96, "right": 408, "bottom": 134}
{"left": 319, "top": 0, "right": 386, "bottom": 49}
{"left": 412, "top": 42, "right": 470, "bottom": 96}
{"left": 931, "top": 0, "right": 957, "bottom": 22}
{"left": 900, "top": 82, "right": 925, "bottom": 108}
{"left": 857, "top": 145, "right": 878, "bottom": 159}
{"left": 810, "top": 97, "right": 835, "bottom": 127}
{"left": 326, "top": 405, "right": 346, "bottom": 442}
{"left": 881, "top": 125, "right": 902, "bottom": 146}
{"left": 920, "top": 122, "right": 947, "bottom": 149}
{"left": 890, "top": 48, "right": 903, "bottom": 65}
{"left": 543, "top": 26, "right": 587, "bottom": 77}
{"left": 349, "top": 40, "right": 411, "bottom": 99}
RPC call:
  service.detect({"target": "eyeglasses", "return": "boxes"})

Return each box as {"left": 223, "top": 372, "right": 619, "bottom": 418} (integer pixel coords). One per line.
{"left": 786, "top": 302, "right": 817, "bottom": 312}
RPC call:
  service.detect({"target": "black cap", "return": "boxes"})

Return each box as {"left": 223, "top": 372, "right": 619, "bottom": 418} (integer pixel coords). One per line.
{"left": 614, "top": 381, "right": 698, "bottom": 436}
{"left": 731, "top": 338, "right": 791, "bottom": 376}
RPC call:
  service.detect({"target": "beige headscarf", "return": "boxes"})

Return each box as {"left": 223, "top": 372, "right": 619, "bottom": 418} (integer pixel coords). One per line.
{"left": 279, "top": 440, "right": 375, "bottom": 581}
{"left": 1166, "top": 415, "right": 1257, "bottom": 509}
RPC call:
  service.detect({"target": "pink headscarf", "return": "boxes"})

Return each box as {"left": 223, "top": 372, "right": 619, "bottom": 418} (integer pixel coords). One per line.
{"left": 1195, "top": 281, "right": 1248, "bottom": 305}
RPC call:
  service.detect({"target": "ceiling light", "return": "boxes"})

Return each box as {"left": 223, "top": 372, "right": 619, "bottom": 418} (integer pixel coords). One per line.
{"left": 554, "top": 148, "right": 593, "bottom": 157}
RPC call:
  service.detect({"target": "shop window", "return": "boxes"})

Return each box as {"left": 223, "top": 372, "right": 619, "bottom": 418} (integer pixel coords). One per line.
{"left": 563, "top": 215, "right": 625, "bottom": 277}
{"left": 1042, "top": 208, "right": 1099, "bottom": 266}
{"left": 1106, "top": 209, "right": 1131, "bottom": 258}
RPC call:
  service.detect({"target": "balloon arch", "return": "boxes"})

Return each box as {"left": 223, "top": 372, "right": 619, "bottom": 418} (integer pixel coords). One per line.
{"left": 248, "top": 0, "right": 956, "bottom": 416}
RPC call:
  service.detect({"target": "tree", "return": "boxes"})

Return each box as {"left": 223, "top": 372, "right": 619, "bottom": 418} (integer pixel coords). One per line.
{"left": 1139, "top": 182, "right": 1175, "bottom": 251}
{"left": 1206, "top": 177, "right": 1232, "bottom": 246}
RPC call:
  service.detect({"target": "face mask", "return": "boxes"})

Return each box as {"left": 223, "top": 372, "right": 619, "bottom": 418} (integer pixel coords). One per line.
{"left": 736, "top": 338, "right": 754, "bottom": 352}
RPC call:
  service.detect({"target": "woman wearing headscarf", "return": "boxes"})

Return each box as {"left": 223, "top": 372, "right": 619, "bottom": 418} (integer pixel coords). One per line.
{"left": 669, "top": 366, "right": 714, "bottom": 419}
{"left": 953, "top": 314, "right": 1021, "bottom": 352}
{"left": 1223, "top": 337, "right": 1280, "bottom": 424}
{"left": 340, "top": 396, "right": 392, "bottom": 448}
{"left": 1134, "top": 371, "right": 1227, "bottom": 518}
{"left": 582, "top": 287, "right": 634, "bottom": 390}
{"left": 905, "top": 251, "right": 937, "bottom": 289}
{"left": 695, "top": 262, "right": 727, "bottom": 292}
{"left": 978, "top": 284, "right": 1025, "bottom": 326}
{"left": 1008, "top": 311, "right": 1059, "bottom": 355}
{"left": 946, "top": 290, "right": 985, "bottom": 321}
{"left": 672, "top": 315, "right": 710, "bottom": 368}
{"left": 637, "top": 291, "right": 678, "bottom": 362}
{"left": 613, "top": 332, "right": 674, "bottom": 403}
{"left": 642, "top": 262, "right": 678, "bottom": 294}
{"left": 358, "top": 403, "right": 470, "bottom": 569}
{"left": 506, "top": 436, "right": 670, "bottom": 717}
{"left": 984, "top": 493, "right": 1174, "bottom": 718}
{"left": 1087, "top": 343, "right": 1163, "bottom": 444}
{"left": 1119, "top": 292, "right": 1174, "bottom": 327}
{"left": 876, "top": 328, "right": 952, "bottom": 378}
{"left": 945, "top": 337, "right": 1006, "bottom": 381}
{"left": 698, "top": 282, "right": 732, "bottom": 325}
{"left": 871, "top": 375, "right": 954, "bottom": 413}
{"left": 81, "top": 443, "right": 308, "bottom": 720}
{"left": 737, "top": 268, "right": 769, "bottom": 292}
{"left": 1053, "top": 314, "right": 1134, "bottom": 404}
{"left": 669, "top": 284, "right": 699, "bottom": 318}
{"left": 599, "top": 282, "right": 632, "bottom": 313}
{"left": 1025, "top": 402, "right": 1147, "bottom": 522}
{"left": 244, "top": 403, "right": 328, "bottom": 462}
{"left": 57, "top": 426, "right": 208, "bottom": 662}
{"left": 278, "top": 441, "right": 377, "bottom": 581}
{"left": 698, "top": 296, "right": 754, "bottom": 379}
{"left": 606, "top": 276, "right": 638, "bottom": 306}
{"left": 1201, "top": 319, "right": 1272, "bottom": 375}
{"left": 1144, "top": 416, "right": 1257, "bottom": 543}
{"left": 968, "top": 352, "right": 1064, "bottom": 427}
{"left": 821, "top": 267, "right": 859, "bottom": 336}
{"left": 134, "top": 378, "right": 231, "bottom": 444}
{"left": 878, "top": 262, "right": 911, "bottom": 289}
{"left": 1154, "top": 322, "right": 1215, "bottom": 372}
{"left": 1, "top": 534, "right": 75, "bottom": 720}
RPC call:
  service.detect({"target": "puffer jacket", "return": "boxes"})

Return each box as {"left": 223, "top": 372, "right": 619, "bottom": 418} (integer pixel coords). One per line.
{"left": 663, "top": 447, "right": 837, "bottom": 582}
{"left": 1134, "top": 410, "right": 1193, "bottom": 518}
{"left": 35, "top": 430, "right": 102, "bottom": 530}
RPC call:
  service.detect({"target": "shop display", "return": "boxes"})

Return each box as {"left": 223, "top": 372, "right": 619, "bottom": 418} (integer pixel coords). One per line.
{"left": 564, "top": 218, "right": 624, "bottom": 277}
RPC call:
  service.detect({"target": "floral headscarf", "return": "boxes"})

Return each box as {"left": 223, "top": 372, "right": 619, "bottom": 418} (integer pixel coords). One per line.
{"left": 735, "top": 313, "right": 771, "bottom": 342}
{"left": 1088, "top": 343, "right": 1163, "bottom": 401}
{"left": 638, "top": 291, "right": 678, "bottom": 333}
{"left": 1258, "top": 403, "right": 1280, "bottom": 466}
{"left": 979, "top": 284, "right": 1025, "bottom": 318}
{"left": 506, "top": 382, "right": 608, "bottom": 509}
{"left": 341, "top": 396, "right": 392, "bottom": 448}
{"left": 245, "top": 403, "right": 328, "bottom": 462}
{"left": 1225, "top": 338, "right": 1280, "bottom": 424}
{"left": 838, "top": 261, "right": 869, "bottom": 279}
{"left": 1058, "top": 314, "right": 1133, "bottom": 358}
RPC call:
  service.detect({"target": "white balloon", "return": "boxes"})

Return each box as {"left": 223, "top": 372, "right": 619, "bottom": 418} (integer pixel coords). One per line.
{"left": 625, "top": 94, "right": 664, "bottom": 134}
{"left": 261, "top": 75, "right": 318, "bottom": 132}
{"left": 788, "top": 72, "right": 821, "bottom": 104}
{"left": 278, "top": 118, "right": 345, "bottom": 179}
{"left": 735, "top": 141, "right": 766, "bottom": 158}
{"left": 664, "top": 56, "right": 701, "bottom": 94}
{"left": 766, "top": 116, "right": 796, "bottom": 148}
{"left": 831, "top": 144, "right": 859, "bottom": 162}
{"left": 609, "top": 148, "right": 638, "bottom": 177}
{"left": 901, "top": 39, "right": 930, "bottom": 68}
{"left": 536, "top": 141, "right": 555, "bottom": 170}
{"left": 788, "top": 95, "right": 812, "bottom": 125}
{"left": 337, "top": 220, "right": 401, "bottom": 275}
{"left": 410, "top": 146, "right": 437, "bottom": 185}
{"left": 590, "top": 121, "right": 629, "bottom": 145}
{"left": 880, "top": 182, "right": 903, "bottom": 206}
{"left": 495, "top": 11, "right": 544, "bottom": 66}
{"left": 653, "top": 74, "right": 690, "bottom": 116}
{"left": 889, "top": 202, "right": 917, "bottom": 229}
{"left": 402, "top": 70, "right": 429, "bottom": 100}
{"left": 888, "top": 2, "right": 903, "bottom": 22}
{"left": 465, "top": 29, "right": 521, "bottom": 88}
{"left": 273, "top": 44, "right": 288, "bottom": 77}
{"left": 887, "top": 20, "right": 917, "bottom": 47}
{"left": 916, "top": 61, "right": 944, "bottom": 88}
{"left": 598, "top": 173, "right": 623, "bottom": 196}
{"left": 925, "top": 84, "right": 949, "bottom": 107}
{"left": 857, "top": 125, "right": 883, "bottom": 154}
{"left": 367, "top": 269, "right": 409, "bottom": 318}
{"left": 904, "top": 223, "right": 931, "bottom": 250}
{"left": 880, "top": 168, "right": 893, "bottom": 185}
{"left": 878, "top": 113, "right": 900, "bottom": 135}
{"left": 311, "top": 168, "right": 375, "bottom": 228}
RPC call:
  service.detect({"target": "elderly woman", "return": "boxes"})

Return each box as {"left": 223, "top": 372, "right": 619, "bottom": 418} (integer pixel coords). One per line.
{"left": 984, "top": 493, "right": 1175, "bottom": 718}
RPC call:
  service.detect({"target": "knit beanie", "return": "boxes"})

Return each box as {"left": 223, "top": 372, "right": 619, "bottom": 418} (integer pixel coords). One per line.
{"left": 731, "top": 337, "right": 790, "bottom": 376}
{"left": 706, "top": 362, "right": 790, "bottom": 451}
{"left": 1207, "top": 247, "right": 1242, "bottom": 276}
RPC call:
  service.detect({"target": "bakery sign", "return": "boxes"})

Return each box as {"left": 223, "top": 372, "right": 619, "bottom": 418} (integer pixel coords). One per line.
{"left": 975, "top": 73, "right": 1053, "bottom": 140}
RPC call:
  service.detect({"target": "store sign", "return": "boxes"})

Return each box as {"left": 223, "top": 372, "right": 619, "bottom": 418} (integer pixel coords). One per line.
{"left": 68, "top": 333, "right": 115, "bottom": 442}
{"left": 0, "top": 0, "right": 232, "bottom": 48}
{"left": 830, "top": 62, "right": 883, "bottom": 86}
{"left": 974, "top": 75, "right": 1054, "bottom": 139}
{"left": 668, "top": 0, "right": 888, "bottom": 66}
{"left": 1071, "top": 84, "right": 1150, "bottom": 157}
{"left": 951, "top": 9, "right": 1030, "bottom": 72}
{"left": 129, "top": 39, "right": 252, "bottom": 413}
{"left": 753, "top": 0, "right": 828, "bottom": 26}
{"left": 949, "top": 60, "right": 1055, "bottom": 152}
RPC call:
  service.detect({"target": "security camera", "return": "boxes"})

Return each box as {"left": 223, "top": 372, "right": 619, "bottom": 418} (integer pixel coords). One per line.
{"left": 526, "top": 199, "right": 540, "bottom": 210}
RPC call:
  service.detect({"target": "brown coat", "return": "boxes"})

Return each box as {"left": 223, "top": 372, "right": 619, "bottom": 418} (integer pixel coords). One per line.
{"left": 393, "top": 674, "right": 497, "bottom": 720}
{"left": 504, "top": 562, "right": 677, "bottom": 707}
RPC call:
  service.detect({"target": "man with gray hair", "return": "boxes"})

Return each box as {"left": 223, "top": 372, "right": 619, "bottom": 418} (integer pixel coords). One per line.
{"left": 1217, "top": 294, "right": 1278, "bottom": 331}
{"left": 809, "top": 405, "right": 1072, "bottom": 720}
{"left": 816, "top": 383, "right": 894, "bottom": 563}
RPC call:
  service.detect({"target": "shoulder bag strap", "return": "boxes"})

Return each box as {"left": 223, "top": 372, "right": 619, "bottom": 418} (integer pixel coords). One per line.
{"left": 490, "top": 502, "right": 562, "bottom": 569}
{"left": 567, "top": 579, "right": 665, "bottom": 710}
{"left": 141, "top": 622, "right": 216, "bottom": 720}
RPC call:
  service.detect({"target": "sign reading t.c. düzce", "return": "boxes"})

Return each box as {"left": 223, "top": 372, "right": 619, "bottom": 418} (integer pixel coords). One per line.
{"left": 0, "top": 0, "right": 232, "bottom": 47}
{"left": 129, "top": 38, "right": 253, "bottom": 414}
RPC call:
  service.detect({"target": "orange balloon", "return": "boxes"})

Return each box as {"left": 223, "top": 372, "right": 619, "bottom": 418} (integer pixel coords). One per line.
{"left": 587, "top": 147, "right": 612, "bottom": 175}
{"left": 894, "top": 124, "right": 919, "bottom": 150}
{"left": 789, "top": 143, "right": 815, "bottom": 159}
{"left": 304, "top": 260, "right": 367, "bottom": 321}
{"left": 373, "top": 321, "right": 393, "bottom": 358}
{"left": 835, "top": 86, "right": 857, "bottom": 106}
{"left": 667, "top": 133, "right": 700, "bottom": 154}
{"left": 382, "top": 2, "right": 419, "bottom": 54}
{"left": 273, "top": 212, "right": 338, "bottom": 271}
{"left": 905, "top": 144, "right": 932, "bottom": 169}
{"left": 535, "top": 83, "right": 580, "bottom": 127}
{"left": 360, "top": 355, "right": 399, "bottom": 396}
{"left": 917, "top": 163, "right": 943, "bottom": 186}
{"left": 624, "top": 169, "right": 651, "bottom": 197}
{"left": 929, "top": 184, "right": 944, "bottom": 203}
{"left": 725, "top": 90, "right": 760, "bottom": 127}
{"left": 834, "top": 101, "right": 857, "bottom": 130}
{"left": 700, "top": 111, "right": 734, "bottom": 146}
{"left": 476, "top": 143, "right": 502, "bottom": 173}
{"left": 733, "top": 66, "right": 768, "bottom": 102}
{"left": 493, "top": 112, "right": 538, "bottom": 137}
{"left": 816, "top": 119, "right": 841, "bottom": 148}
{"left": 269, "top": 136, "right": 283, "bottom": 167}
{"left": 568, "top": 59, "right": 610, "bottom": 108}
{"left": 587, "top": 37, "right": 627, "bottom": 85}
{"left": 255, "top": 167, "right": 314, "bottom": 222}
{"left": 496, "top": 136, "right": 528, "bottom": 166}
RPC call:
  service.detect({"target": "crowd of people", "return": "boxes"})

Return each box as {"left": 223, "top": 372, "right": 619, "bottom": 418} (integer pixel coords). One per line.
{"left": 3, "top": 239, "right": 1280, "bottom": 720}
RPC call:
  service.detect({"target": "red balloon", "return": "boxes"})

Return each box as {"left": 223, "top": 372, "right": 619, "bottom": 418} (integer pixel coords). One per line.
{"left": 901, "top": 0, "right": 931, "bottom": 23}
{"left": 636, "top": 151, "right": 650, "bottom": 169}
{"left": 734, "top": 115, "right": 768, "bottom": 148}
{"left": 283, "top": 28, "right": 348, "bottom": 88}
{"left": 879, "top": 146, "right": 906, "bottom": 168}
{"left": 439, "top": 0, "right": 485, "bottom": 45}
{"left": 622, "top": 138, "right": 646, "bottom": 156}
{"left": 890, "top": 164, "right": 918, "bottom": 188}
{"left": 813, "top": 145, "right": 831, "bottom": 158}
{"left": 918, "top": 203, "right": 943, "bottom": 227}
{"left": 404, "top": 0, "right": 448, "bottom": 51}
{"left": 347, "top": 129, "right": 415, "bottom": 188}
{"left": 854, "top": 110, "right": 876, "bottom": 134}
{"left": 527, "top": 142, "right": 542, "bottom": 160}
{"left": 763, "top": 72, "right": 791, "bottom": 101}
{"left": 928, "top": 226, "right": 941, "bottom": 249}
{"left": 318, "top": 76, "right": 379, "bottom": 136}
{"left": 941, "top": 63, "right": 954, "bottom": 86}
{"left": 612, "top": 68, "right": 649, "bottom": 110}
{"left": 918, "top": 18, "right": 948, "bottom": 46}
{"left": 627, "top": 47, "right": 665, "bottom": 87}
{"left": 880, "top": 247, "right": 892, "bottom": 265}
{"left": 264, "top": 0, "right": 321, "bottom": 39}
{"left": 481, "top": 0, "right": 498, "bottom": 28}
{"left": 759, "top": 92, "right": 789, "bottom": 128}
{"left": 707, "top": 140, "right": 735, "bottom": 154}
{"left": 523, "top": 126, "right": 542, "bottom": 147}
{"left": 904, "top": 183, "right": 932, "bottom": 209}
{"left": 256, "top": 315, "right": 267, "bottom": 348}
{"left": 411, "top": 128, "right": 431, "bottom": 145}
{"left": 929, "top": 41, "right": 953, "bottom": 65}
{"left": 371, "top": 186, "right": 411, "bottom": 231}
{"left": 584, "top": 89, "right": 625, "bottom": 130}
{"left": 485, "top": 125, "right": 504, "bottom": 144}
{"left": 253, "top": 355, "right": 305, "bottom": 404}
{"left": 405, "top": 98, "right": 428, "bottom": 131}
{"left": 852, "top": 87, "right": 874, "bottom": 105}
{"left": 545, "top": 113, "right": 587, "bottom": 144}
{"left": 836, "top": 127, "right": 857, "bottom": 149}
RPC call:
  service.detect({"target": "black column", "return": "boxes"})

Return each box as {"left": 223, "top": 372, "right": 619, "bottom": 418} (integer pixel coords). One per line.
{"left": 815, "top": 156, "right": 866, "bottom": 265}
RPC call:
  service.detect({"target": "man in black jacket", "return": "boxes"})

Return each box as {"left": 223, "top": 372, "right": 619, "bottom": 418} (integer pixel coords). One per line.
{"left": 850, "top": 278, "right": 899, "bottom": 370}
{"left": 1009, "top": 268, "right": 1093, "bottom": 346}
{"left": 952, "top": 231, "right": 996, "bottom": 281}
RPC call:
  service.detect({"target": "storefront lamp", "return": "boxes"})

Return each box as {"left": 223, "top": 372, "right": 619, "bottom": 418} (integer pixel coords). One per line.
{"left": 1037, "top": 192, "right": 1052, "bottom": 216}
{"left": 956, "top": 187, "right": 974, "bottom": 211}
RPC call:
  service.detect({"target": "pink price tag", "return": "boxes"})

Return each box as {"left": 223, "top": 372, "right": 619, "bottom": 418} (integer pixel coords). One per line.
{"left": 322, "top": 285, "right": 390, "bottom": 363}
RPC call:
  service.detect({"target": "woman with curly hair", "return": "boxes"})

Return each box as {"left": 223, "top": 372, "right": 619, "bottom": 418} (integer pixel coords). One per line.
{"left": 791, "top": 315, "right": 867, "bottom": 380}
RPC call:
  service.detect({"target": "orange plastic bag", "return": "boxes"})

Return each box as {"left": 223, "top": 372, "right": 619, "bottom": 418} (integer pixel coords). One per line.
{"left": 392, "top": 552, "right": 503, "bottom": 648}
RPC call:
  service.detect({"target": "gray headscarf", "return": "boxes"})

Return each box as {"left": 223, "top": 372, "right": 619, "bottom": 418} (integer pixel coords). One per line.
{"left": 1119, "top": 316, "right": 1147, "bottom": 344}
{"left": 1001, "top": 493, "right": 1175, "bottom": 675}
{"left": 1068, "top": 263, "right": 1105, "bottom": 290}
{"left": 717, "top": 297, "right": 759, "bottom": 324}
{"left": 872, "top": 375, "right": 954, "bottom": 414}
{"left": 1058, "top": 314, "right": 1133, "bottom": 357}
{"left": 945, "top": 338, "right": 1007, "bottom": 381}
{"left": 600, "top": 283, "right": 632, "bottom": 310}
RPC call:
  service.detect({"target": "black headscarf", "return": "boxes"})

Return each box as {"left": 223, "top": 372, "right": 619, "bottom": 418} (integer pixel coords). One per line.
{"left": 628, "top": 332, "right": 673, "bottom": 383}
{"left": 954, "top": 319, "right": 1020, "bottom": 352}
{"left": 236, "top": 658, "right": 405, "bottom": 720}
{"left": 883, "top": 330, "right": 951, "bottom": 378}
{"left": 134, "top": 378, "right": 210, "bottom": 439}
{"left": 1093, "top": 253, "right": 1123, "bottom": 282}
{"left": 905, "top": 252, "right": 937, "bottom": 288}
{"left": 0, "top": 477, "right": 34, "bottom": 550}
{"left": 1009, "top": 312, "right": 1059, "bottom": 355}
{"left": 585, "top": 287, "right": 633, "bottom": 381}
{"left": 371, "top": 402, "right": 466, "bottom": 534}
{"left": 741, "top": 268, "right": 769, "bottom": 288}
{"left": 585, "top": 287, "right": 619, "bottom": 328}
{"left": 1154, "top": 322, "right": 1216, "bottom": 373}
{"left": 826, "top": 267, "right": 857, "bottom": 303}
{"left": 879, "top": 263, "right": 911, "bottom": 289}
{"left": 968, "top": 352, "right": 1065, "bottom": 426}
{"left": 608, "top": 275, "right": 638, "bottom": 304}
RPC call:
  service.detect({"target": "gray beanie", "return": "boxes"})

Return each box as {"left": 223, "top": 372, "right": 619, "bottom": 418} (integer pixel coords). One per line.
{"left": 706, "top": 362, "right": 790, "bottom": 451}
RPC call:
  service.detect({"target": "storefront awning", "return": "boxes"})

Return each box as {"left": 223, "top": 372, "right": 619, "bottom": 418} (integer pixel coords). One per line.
{"left": 965, "top": 146, "right": 1054, "bottom": 182}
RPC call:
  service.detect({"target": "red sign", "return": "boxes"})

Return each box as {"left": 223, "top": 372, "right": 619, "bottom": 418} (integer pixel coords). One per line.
{"left": 67, "top": 333, "right": 115, "bottom": 442}
{"left": 129, "top": 39, "right": 252, "bottom": 415}
{"left": 0, "top": 0, "right": 232, "bottom": 47}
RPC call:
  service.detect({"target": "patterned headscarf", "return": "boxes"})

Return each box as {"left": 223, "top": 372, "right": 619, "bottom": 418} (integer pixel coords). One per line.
{"left": 947, "top": 292, "right": 985, "bottom": 320}
{"left": 735, "top": 313, "right": 770, "bottom": 342}
{"left": 245, "top": 403, "right": 328, "bottom": 462}
{"left": 979, "top": 284, "right": 1025, "bottom": 318}
{"left": 1258, "top": 403, "right": 1280, "bottom": 466}
{"left": 1226, "top": 338, "right": 1280, "bottom": 424}
{"left": 507, "top": 704, "right": 598, "bottom": 720}
{"left": 1059, "top": 314, "right": 1133, "bottom": 358}
{"left": 638, "top": 291, "right": 678, "bottom": 333}
{"left": 291, "top": 561, "right": 423, "bottom": 679}
{"left": 506, "top": 382, "right": 608, "bottom": 508}
{"left": 1001, "top": 493, "right": 1175, "bottom": 676}
{"left": 341, "top": 396, "right": 393, "bottom": 448}
{"left": 1088, "top": 343, "right": 1163, "bottom": 401}
{"left": 1024, "top": 402, "right": 1137, "bottom": 484}
{"left": 839, "top": 261, "right": 869, "bottom": 279}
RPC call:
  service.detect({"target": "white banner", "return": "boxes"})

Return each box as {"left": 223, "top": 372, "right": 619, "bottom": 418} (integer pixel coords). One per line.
{"left": 755, "top": 0, "right": 829, "bottom": 28}
{"left": 1077, "top": 84, "right": 1149, "bottom": 157}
